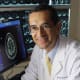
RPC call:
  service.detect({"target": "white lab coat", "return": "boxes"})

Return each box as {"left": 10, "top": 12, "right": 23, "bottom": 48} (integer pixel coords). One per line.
{"left": 21, "top": 36, "right": 80, "bottom": 80}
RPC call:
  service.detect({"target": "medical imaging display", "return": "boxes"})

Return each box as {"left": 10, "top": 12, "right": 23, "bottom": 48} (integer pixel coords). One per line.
{"left": 0, "top": 20, "right": 27, "bottom": 73}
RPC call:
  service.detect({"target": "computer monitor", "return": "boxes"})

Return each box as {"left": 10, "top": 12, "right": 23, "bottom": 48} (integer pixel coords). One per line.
{"left": 0, "top": 19, "right": 27, "bottom": 73}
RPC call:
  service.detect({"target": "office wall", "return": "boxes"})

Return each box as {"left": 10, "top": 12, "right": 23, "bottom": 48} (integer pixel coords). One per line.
{"left": 69, "top": 0, "right": 80, "bottom": 41}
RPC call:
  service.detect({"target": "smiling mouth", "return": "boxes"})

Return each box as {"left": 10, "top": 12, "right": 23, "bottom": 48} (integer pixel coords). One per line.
{"left": 37, "top": 37, "right": 48, "bottom": 43}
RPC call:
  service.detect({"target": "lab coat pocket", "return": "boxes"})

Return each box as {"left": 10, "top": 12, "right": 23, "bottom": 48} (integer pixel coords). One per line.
{"left": 56, "top": 75, "right": 68, "bottom": 80}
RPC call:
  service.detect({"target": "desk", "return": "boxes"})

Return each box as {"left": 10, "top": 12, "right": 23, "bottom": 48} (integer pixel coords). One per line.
{"left": 2, "top": 60, "right": 29, "bottom": 80}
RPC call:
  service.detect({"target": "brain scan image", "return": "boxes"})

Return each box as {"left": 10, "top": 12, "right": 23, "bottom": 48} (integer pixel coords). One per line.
{"left": 5, "top": 33, "right": 17, "bottom": 60}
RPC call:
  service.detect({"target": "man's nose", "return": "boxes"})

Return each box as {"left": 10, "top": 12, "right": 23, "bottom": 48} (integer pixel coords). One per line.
{"left": 38, "top": 27, "right": 46, "bottom": 36}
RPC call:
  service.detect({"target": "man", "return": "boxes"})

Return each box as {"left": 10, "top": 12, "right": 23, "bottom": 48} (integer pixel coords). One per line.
{"left": 21, "top": 4, "right": 80, "bottom": 80}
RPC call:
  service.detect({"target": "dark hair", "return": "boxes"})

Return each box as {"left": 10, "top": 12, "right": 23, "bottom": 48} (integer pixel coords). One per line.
{"left": 29, "top": 4, "right": 60, "bottom": 25}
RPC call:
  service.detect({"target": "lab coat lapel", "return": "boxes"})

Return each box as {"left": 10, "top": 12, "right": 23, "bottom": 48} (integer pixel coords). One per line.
{"left": 51, "top": 36, "right": 66, "bottom": 80}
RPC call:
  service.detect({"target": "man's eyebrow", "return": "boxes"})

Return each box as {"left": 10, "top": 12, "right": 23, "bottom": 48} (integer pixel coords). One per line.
{"left": 41, "top": 22, "right": 50, "bottom": 26}
{"left": 29, "top": 25, "right": 37, "bottom": 27}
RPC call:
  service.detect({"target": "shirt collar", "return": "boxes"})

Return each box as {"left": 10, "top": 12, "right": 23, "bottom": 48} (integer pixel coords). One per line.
{"left": 43, "top": 39, "right": 59, "bottom": 63}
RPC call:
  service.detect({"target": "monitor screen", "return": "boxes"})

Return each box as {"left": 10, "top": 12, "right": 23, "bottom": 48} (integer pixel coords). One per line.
{"left": 0, "top": 19, "right": 27, "bottom": 73}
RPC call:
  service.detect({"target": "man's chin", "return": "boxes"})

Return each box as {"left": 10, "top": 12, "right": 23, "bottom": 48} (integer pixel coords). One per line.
{"left": 38, "top": 44, "right": 47, "bottom": 49}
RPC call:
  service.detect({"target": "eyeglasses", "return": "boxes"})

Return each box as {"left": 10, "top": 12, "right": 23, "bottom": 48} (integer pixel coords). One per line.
{"left": 29, "top": 23, "right": 53, "bottom": 34}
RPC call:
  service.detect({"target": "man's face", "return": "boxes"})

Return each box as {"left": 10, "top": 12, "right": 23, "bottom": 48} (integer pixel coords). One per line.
{"left": 29, "top": 10, "right": 61, "bottom": 52}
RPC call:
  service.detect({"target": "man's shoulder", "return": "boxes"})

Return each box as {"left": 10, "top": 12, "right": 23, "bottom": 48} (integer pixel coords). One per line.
{"left": 60, "top": 36, "right": 80, "bottom": 48}
{"left": 66, "top": 38, "right": 80, "bottom": 49}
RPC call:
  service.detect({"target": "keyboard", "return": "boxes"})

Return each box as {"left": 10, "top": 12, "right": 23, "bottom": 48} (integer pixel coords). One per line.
{"left": 8, "top": 71, "right": 25, "bottom": 80}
